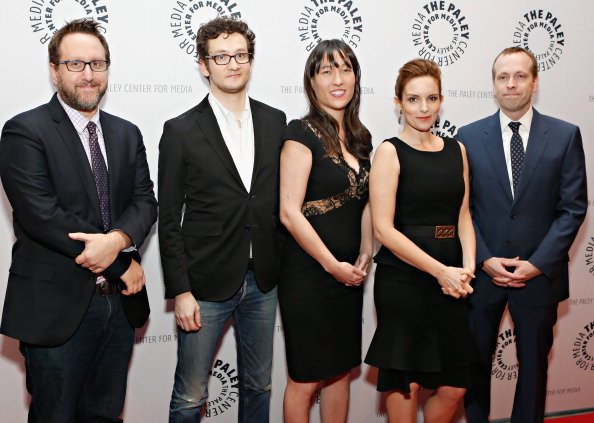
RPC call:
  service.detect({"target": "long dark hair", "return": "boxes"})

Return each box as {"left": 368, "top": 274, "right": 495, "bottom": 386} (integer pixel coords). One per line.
{"left": 303, "top": 40, "right": 372, "bottom": 160}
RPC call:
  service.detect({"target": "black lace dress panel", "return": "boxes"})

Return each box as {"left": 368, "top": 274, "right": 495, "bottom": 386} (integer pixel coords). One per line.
{"left": 279, "top": 119, "right": 370, "bottom": 381}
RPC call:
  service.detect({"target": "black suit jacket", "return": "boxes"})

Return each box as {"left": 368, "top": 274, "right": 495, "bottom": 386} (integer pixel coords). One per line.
{"left": 158, "top": 95, "right": 286, "bottom": 301}
{"left": 0, "top": 94, "right": 157, "bottom": 346}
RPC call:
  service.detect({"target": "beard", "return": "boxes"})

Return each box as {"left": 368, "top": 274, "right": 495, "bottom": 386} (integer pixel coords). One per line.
{"left": 57, "top": 81, "right": 107, "bottom": 113}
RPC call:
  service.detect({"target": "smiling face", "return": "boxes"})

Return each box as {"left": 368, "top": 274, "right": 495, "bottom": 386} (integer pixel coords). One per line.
{"left": 310, "top": 51, "right": 356, "bottom": 121}
{"left": 50, "top": 32, "right": 108, "bottom": 118}
{"left": 396, "top": 75, "right": 442, "bottom": 133}
{"left": 199, "top": 32, "right": 252, "bottom": 97}
{"left": 492, "top": 51, "right": 539, "bottom": 120}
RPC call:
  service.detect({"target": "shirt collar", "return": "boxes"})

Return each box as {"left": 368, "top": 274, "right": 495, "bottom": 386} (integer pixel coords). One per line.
{"left": 57, "top": 93, "right": 101, "bottom": 135}
{"left": 208, "top": 91, "right": 251, "bottom": 122}
{"left": 499, "top": 107, "right": 533, "bottom": 134}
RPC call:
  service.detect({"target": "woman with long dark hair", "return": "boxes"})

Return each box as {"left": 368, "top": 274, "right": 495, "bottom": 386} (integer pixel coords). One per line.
{"left": 279, "top": 39, "right": 373, "bottom": 422}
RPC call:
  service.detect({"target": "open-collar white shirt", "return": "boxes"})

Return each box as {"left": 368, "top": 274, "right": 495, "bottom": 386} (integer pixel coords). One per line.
{"left": 208, "top": 91, "right": 254, "bottom": 191}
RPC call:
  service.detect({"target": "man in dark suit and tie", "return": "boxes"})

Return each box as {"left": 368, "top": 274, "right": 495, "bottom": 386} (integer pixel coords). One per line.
{"left": 0, "top": 19, "right": 157, "bottom": 423}
{"left": 458, "top": 47, "right": 587, "bottom": 423}
{"left": 158, "top": 17, "right": 286, "bottom": 422}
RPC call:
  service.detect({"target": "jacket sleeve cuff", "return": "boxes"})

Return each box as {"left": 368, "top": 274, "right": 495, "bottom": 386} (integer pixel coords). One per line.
{"left": 103, "top": 253, "right": 133, "bottom": 280}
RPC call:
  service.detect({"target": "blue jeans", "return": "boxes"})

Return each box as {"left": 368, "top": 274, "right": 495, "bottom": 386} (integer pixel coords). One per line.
{"left": 20, "top": 291, "right": 134, "bottom": 423}
{"left": 169, "top": 271, "right": 277, "bottom": 423}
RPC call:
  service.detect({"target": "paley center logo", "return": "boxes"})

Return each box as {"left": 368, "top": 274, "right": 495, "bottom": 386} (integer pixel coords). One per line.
{"left": 431, "top": 116, "right": 458, "bottom": 139}
{"left": 492, "top": 328, "right": 519, "bottom": 381}
{"left": 572, "top": 321, "right": 594, "bottom": 372}
{"left": 297, "top": 0, "right": 364, "bottom": 51}
{"left": 170, "top": 0, "right": 243, "bottom": 58}
{"left": 411, "top": 1, "right": 470, "bottom": 67}
{"left": 584, "top": 236, "right": 594, "bottom": 276}
{"left": 512, "top": 10, "right": 565, "bottom": 72}
{"left": 28, "top": 0, "right": 109, "bottom": 44}
{"left": 204, "top": 358, "right": 239, "bottom": 418}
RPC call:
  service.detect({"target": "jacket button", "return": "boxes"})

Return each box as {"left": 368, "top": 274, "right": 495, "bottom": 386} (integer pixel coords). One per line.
{"left": 506, "top": 240, "right": 512, "bottom": 245}
{"left": 510, "top": 213, "right": 516, "bottom": 219}
{"left": 250, "top": 195, "right": 256, "bottom": 200}
{"left": 244, "top": 225, "right": 251, "bottom": 231}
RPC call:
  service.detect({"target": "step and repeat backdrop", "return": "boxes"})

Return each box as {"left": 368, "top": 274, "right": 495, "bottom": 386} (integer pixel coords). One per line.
{"left": 1, "top": 0, "right": 593, "bottom": 421}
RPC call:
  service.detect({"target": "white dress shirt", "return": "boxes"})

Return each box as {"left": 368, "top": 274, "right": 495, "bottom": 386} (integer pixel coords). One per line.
{"left": 208, "top": 92, "right": 255, "bottom": 191}
{"left": 58, "top": 94, "right": 107, "bottom": 169}
{"left": 499, "top": 107, "right": 533, "bottom": 198}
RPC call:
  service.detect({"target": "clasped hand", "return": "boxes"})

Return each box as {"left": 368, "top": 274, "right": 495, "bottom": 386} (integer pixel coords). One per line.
{"left": 330, "top": 253, "right": 371, "bottom": 287}
{"left": 437, "top": 266, "right": 475, "bottom": 299}
{"left": 481, "top": 256, "right": 540, "bottom": 288}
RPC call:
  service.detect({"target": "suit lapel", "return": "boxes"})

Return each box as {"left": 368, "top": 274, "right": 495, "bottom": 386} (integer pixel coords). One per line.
{"left": 100, "top": 114, "right": 121, "bottom": 218}
{"left": 481, "top": 111, "right": 513, "bottom": 202}
{"left": 250, "top": 98, "right": 265, "bottom": 190}
{"left": 196, "top": 96, "right": 244, "bottom": 188}
{"left": 514, "top": 109, "right": 549, "bottom": 202}
{"left": 49, "top": 95, "right": 103, "bottom": 221}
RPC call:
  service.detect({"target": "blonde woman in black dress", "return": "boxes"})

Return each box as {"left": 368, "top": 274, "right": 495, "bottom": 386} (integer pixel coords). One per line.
{"left": 279, "top": 39, "right": 373, "bottom": 422}
{"left": 365, "top": 59, "right": 478, "bottom": 423}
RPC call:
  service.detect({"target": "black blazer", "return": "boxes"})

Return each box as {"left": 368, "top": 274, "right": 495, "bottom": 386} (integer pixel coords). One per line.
{"left": 0, "top": 94, "right": 157, "bottom": 346}
{"left": 158, "top": 95, "right": 286, "bottom": 301}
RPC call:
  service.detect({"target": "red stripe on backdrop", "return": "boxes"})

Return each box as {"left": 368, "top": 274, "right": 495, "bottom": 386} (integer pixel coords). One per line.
{"left": 493, "top": 411, "right": 594, "bottom": 423}
{"left": 545, "top": 412, "right": 594, "bottom": 423}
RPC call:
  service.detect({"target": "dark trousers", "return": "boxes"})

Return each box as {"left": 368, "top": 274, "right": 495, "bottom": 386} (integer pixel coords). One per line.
{"left": 464, "top": 294, "right": 558, "bottom": 423}
{"left": 21, "top": 291, "right": 134, "bottom": 423}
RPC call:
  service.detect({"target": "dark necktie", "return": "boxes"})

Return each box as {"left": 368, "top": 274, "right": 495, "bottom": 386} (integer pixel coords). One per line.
{"left": 509, "top": 121, "right": 524, "bottom": 195}
{"left": 87, "top": 121, "right": 111, "bottom": 231}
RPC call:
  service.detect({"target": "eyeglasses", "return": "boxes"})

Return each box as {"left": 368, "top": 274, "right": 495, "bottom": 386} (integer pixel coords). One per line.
{"left": 56, "top": 60, "right": 110, "bottom": 72}
{"left": 204, "top": 53, "right": 253, "bottom": 65}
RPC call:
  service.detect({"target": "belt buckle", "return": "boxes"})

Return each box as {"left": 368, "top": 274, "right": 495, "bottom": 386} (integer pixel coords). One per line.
{"left": 435, "top": 225, "right": 455, "bottom": 239}
{"left": 97, "top": 281, "right": 118, "bottom": 296}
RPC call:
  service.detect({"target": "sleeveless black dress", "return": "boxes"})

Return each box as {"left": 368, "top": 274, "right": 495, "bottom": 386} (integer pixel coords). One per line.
{"left": 279, "top": 119, "right": 370, "bottom": 381}
{"left": 364, "top": 137, "right": 478, "bottom": 392}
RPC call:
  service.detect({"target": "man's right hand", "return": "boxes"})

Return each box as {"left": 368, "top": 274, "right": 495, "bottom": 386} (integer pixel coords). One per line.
{"left": 175, "top": 292, "right": 201, "bottom": 332}
{"left": 482, "top": 257, "right": 527, "bottom": 288}
{"left": 69, "top": 231, "right": 128, "bottom": 273}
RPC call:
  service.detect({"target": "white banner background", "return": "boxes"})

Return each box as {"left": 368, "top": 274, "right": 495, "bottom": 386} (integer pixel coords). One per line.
{"left": 1, "top": 0, "right": 593, "bottom": 421}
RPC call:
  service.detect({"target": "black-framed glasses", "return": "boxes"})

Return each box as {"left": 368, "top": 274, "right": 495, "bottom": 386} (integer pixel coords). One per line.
{"left": 56, "top": 60, "right": 110, "bottom": 72}
{"left": 204, "top": 53, "right": 253, "bottom": 65}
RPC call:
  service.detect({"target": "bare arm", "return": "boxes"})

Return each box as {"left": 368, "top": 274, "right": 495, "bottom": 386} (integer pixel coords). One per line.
{"left": 280, "top": 140, "right": 366, "bottom": 286}
{"left": 456, "top": 143, "right": 476, "bottom": 294}
{"left": 370, "top": 142, "right": 469, "bottom": 298}
{"left": 354, "top": 201, "right": 373, "bottom": 274}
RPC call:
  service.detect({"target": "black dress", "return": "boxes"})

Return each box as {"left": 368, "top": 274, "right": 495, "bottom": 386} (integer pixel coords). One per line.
{"left": 364, "top": 137, "right": 478, "bottom": 392}
{"left": 279, "top": 119, "right": 370, "bottom": 381}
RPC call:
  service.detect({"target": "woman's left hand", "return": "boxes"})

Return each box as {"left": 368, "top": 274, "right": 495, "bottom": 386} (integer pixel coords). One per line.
{"left": 354, "top": 252, "right": 371, "bottom": 274}
{"left": 440, "top": 267, "right": 475, "bottom": 297}
{"left": 459, "top": 267, "right": 475, "bottom": 295}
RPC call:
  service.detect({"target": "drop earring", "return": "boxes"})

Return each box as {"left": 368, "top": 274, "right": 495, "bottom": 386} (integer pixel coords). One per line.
{"left": 398, "top": 110, "right": 402, "bottom": 125}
